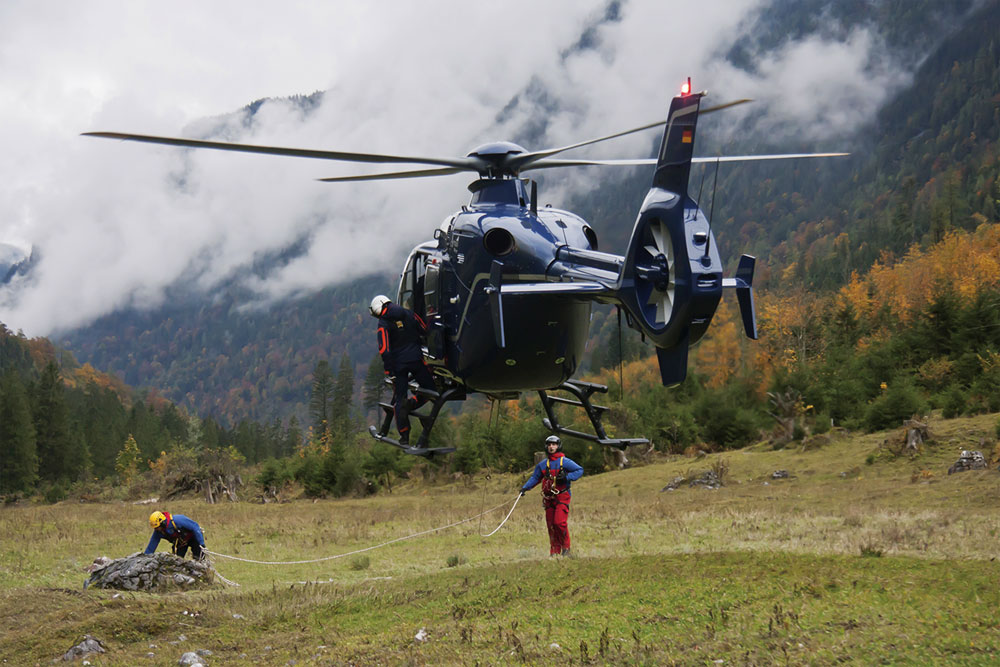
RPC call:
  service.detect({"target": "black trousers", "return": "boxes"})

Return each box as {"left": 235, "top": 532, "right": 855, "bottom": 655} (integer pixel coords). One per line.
{"left": 175, "top": 541, "right": 204, "bottom": 560}
{"left": 392, "top": 361, "right": 436, "bottom": 438}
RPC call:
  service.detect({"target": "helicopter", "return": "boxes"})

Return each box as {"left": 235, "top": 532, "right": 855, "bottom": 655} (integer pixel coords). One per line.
{"left": 85, "top": 78, "right": 846, "bottom": 457}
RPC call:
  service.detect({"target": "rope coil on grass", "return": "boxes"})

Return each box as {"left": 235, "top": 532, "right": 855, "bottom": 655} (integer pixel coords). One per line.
{"left": 205, "top": 494, "right": 519, "bottom": 566}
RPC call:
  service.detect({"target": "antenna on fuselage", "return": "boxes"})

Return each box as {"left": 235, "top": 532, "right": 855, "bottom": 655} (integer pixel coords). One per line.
{"left": 704, "top": 157, "right": 721, "bottom": 261}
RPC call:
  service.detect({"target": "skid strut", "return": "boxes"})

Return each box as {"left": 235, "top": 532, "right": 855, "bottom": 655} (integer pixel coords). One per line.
{"left": 370, "top": 382, "right": 464, "bottom": 457}
{"left": 538, "top": 379, "right": 649, "bottom": 450}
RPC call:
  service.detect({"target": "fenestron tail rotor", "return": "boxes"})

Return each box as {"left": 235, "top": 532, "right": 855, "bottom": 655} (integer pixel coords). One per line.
{"left": 641, "top": 220, "right": 676, "bottom": 325}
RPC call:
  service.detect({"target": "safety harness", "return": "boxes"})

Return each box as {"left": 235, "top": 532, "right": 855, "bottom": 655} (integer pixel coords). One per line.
{"left": 159, "top": 511, "right": 191, "bottom": 553}
{"left": 541, "top": 456, "right": 566, "bottom": 499}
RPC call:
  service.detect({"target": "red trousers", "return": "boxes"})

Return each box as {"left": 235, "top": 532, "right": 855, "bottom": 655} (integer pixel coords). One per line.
{"left": 544, "top": 494, "right": 571, "bottom": 555}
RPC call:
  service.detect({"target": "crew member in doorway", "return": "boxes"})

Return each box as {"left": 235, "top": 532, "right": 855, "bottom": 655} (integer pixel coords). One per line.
{"left": 370, "top": 294, "right": 437, "bottom": 446}
{"left": 145, "top": 511, "right": 206, "bottom": 560}
{"left": 520, "top": 435, "right": 584, "bottom": 556}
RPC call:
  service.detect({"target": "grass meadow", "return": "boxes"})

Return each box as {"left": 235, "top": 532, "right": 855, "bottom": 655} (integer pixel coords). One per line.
{"left": 2, "top": 413, "right": 1000, "bottom": 665}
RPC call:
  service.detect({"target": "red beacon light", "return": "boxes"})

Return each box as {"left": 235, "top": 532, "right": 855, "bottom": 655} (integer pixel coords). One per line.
{"left": 680, "top": 77, "right": 692, "bottom": 96}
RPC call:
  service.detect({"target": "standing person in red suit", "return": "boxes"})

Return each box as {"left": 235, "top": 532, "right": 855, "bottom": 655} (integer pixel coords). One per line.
{"left": 519, "top": 435, "right": 584, "bottom": 556}
{"left": 370, "top": 294, "right": 437, "bottom": 446}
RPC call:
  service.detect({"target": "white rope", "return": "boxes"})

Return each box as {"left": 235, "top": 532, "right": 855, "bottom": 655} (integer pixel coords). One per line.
{"left": 480, "top": 491, "right": 522, "bottom": 537}
{"left": 211, "top": 565, "right": 241, "bottom": 587}
{"left": 205, "top": 495, "right": 517, "bottom": 566}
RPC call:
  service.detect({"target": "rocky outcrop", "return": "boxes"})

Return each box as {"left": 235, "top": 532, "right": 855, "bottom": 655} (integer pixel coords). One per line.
{"left": 661, "top": 469, "right": 723, "bottom": 491}
{"left": 85, "top": 553, "right": 214, "bottom": 591}
{"left": 58, "top": 634, "right": 106, "bottom": 661}
{"left": 948, "top": 450, "right": 988, "bottom": 475}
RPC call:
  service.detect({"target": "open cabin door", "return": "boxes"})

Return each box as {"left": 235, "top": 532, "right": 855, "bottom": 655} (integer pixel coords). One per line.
{"left": 397, "top": 251, "right": 445, "bottom": 360}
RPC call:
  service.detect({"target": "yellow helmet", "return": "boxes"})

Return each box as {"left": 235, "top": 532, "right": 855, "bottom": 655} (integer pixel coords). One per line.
{"left": 149, "top": 511, "right": 166, "bottom": 530}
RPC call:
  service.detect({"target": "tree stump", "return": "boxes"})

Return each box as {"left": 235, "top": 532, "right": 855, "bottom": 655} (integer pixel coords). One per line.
{"left": 902, "top": 418, "right": 930, "bottom": 452}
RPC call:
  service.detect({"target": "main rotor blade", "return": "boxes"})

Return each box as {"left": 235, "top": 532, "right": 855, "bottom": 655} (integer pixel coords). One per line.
{"left": 521, "top": 151, "right": 849, "bottom": 172}
{"left": 82, "top": 132, "right": 482, "bottom": 171}
{"left": 521, "top": 158, "right": 656, "bottom": 171}
{"left": 318, "top": 167, "right": 465, "bottom": 182}
{"left": 506, "top": 99, "right": 752, "bottom": 171}
{"left": 691, "top": 152, "right": 850, "bottom": 163}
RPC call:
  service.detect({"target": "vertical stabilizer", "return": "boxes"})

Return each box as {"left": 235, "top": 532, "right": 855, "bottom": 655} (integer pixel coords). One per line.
{"left": 651, "top": 90, "right": 703, "bottom": 196}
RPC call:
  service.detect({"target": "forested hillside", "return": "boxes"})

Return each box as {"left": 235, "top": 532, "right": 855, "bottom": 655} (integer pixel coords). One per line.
{"left": 0, "top": 324, "right": 302, "bottom": 498}
{"left": 59, "top": 275, "right": 394, "bottom": 426}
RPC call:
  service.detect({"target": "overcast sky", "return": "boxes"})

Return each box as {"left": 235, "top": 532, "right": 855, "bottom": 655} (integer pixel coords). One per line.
{"left": 0, "top": 0, "right": 917, "bottom": 336}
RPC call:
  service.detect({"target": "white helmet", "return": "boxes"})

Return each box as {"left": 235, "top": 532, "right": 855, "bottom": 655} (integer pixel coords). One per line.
{"left": 370, "top": 294, "right": 390, "bottom": 317}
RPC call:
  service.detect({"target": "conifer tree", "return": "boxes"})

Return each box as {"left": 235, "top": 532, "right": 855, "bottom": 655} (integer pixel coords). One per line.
{"left": 32, "top": 361, "right": 76, "bottom": 482}
{"left": 282, "top": 415, "right": 302, "bottom": 457}
{"left": 331, "top": 353, "right": 355, "bottom": 432}
{"left": 115, "top": 434, "right": 141, "bottom": 485}
{"left": 309, "top": 360, "right": 334, "bottom": 436}
{"left": 362, "top": 354, "right": 387, "bottom": 418}
{"left": 0, "top": 372, "right": 38, "bottom": 493}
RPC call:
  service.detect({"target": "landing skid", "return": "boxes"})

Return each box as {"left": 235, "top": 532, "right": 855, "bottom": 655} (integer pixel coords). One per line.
{"left": 538, "top": 379, "right": 650, "bottom": 450}
{"left": 367, "top": 426, "right": 456, "bottom": 458}
{"left": 369, "top": 382, "right": 465, "bottom": 457}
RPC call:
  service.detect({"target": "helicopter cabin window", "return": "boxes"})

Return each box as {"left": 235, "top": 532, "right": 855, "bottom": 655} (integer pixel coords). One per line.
{"left": 398, "top": 252, "right": 428, "bottom": 317}
{"left": 424, "top": 264, "right": 440, "bottom": 317}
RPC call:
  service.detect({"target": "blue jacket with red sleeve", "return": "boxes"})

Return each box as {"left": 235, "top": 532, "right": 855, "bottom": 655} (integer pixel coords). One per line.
{"left": 376, "top": 303, "right": 427, "bottom": 372}
{"left": 145, "top": 513, "right": 205, "bottom": 554}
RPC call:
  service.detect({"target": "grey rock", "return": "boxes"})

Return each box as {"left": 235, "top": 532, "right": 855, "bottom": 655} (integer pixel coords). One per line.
{"left": 178, "top": 651, "right": 204, "bottom": 665}
{"left": 661, "top": 476, "right": 685, "bottom": 492}
{"left": 771, "top": 470, "right": 790, "bottom": 479}
{"left": 948, "top": 450, "right": 988, "bottom": 475}
{"left": 662, "top": 470, "right": 723, "bottom": 491}
{"left": 689, "top": 470, "right": 722, "bottom": 489}
{"left": 85, "top": 553, "right": 213, "bottom": 592}
{"left": 59, "top": 634, "right": 106, "bottom": 661}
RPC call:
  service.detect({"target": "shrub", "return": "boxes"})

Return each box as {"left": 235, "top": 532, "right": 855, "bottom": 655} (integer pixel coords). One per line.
{"left": 256, "top": 458, "right": 295, "bottom": 489}
{"left": 694, "top": 398, "right": 760, "bottom": 449}
{"left": 655, "top": 404, "right": 700, "bottom": 454}
{"left": 446, "top": 553, "right": 467, "bottom": 568}
{"left": 333, "top": 453, "right": 364, "bottom": 497}
{"left": 812, "top": 413, "right": 832, "bottom": 435}
{"left": 44, "top": 483, "right": 67, "bottom": 504}
{"left": 863, "top": 380, "right": 926, "bottom": 432}
{"left": 349, "top": 555, "right": 370, "bottom": 570}
{"left": 940, "top": 385, "right": 967, "bottom": 419}
{"left": 859, "top": 541, "right": 883, "bottom": 558}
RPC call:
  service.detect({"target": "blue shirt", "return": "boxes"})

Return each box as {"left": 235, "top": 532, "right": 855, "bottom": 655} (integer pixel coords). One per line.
{"left": 144, "top": 514, "right": 205, "bottom": 554}
{"left": 521, "top": 453, "right": 583, "bottom": 495}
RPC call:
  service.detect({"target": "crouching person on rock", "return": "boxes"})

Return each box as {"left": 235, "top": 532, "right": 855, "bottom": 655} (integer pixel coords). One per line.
{"left": 146, "top": 511, "right": 206, "bottom": 560}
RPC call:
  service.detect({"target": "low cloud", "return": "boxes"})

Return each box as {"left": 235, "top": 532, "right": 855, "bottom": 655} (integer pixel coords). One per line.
{"left": 0, "top": 0, "right": 922, "bottom": 336}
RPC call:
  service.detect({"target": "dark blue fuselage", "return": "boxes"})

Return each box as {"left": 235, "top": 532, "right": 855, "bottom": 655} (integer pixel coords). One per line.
{"left": 397, "top": 179, "right": 598, "bottom": 394}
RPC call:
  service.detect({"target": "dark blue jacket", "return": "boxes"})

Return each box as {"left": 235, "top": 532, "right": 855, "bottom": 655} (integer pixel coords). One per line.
{"left": 145, "top": 514, "right": 205, "bottom": 554}
{"left": 521, "top": 452, "right": 583, "bottom": 496}
{"left": 376, "top": 303, "right": 427, "bottom": 372}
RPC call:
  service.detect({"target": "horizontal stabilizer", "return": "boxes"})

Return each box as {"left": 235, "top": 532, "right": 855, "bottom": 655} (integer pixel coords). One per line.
{"left": 501, "top": 281, "right": 611, "bottom": 297}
